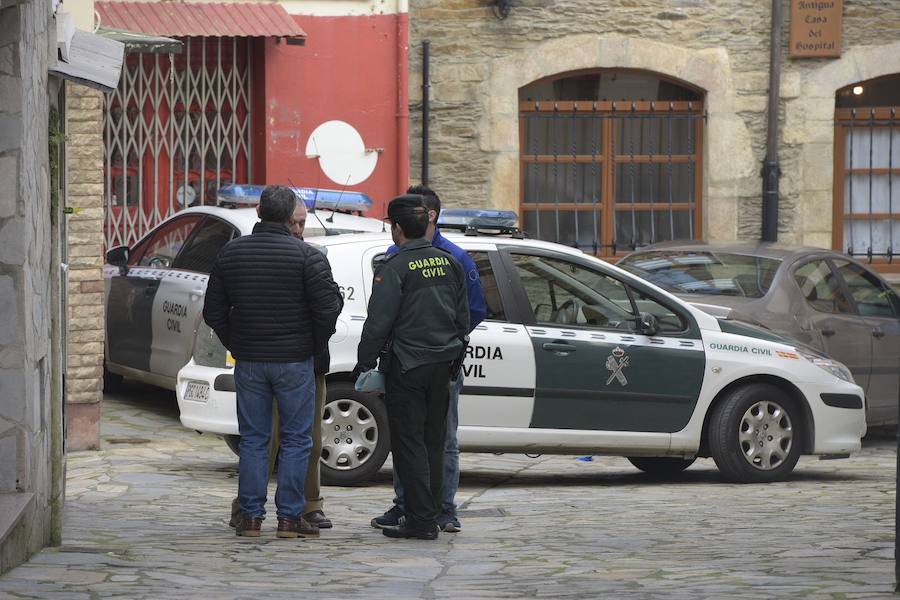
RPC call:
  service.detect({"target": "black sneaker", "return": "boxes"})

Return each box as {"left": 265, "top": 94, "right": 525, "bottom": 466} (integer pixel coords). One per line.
{"left": 370, "top": 505, "right": 405, "bottom": 529}
{"left": 382, "top": 523, "right": 439, "bottom": 540}
{"left": 436, "top": 513, "right": 461, "bottom": 533}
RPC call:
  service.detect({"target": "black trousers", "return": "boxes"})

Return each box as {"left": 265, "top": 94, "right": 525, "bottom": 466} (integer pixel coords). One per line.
{"left": 384, "top": 359, "right": 451, "bottom": 531}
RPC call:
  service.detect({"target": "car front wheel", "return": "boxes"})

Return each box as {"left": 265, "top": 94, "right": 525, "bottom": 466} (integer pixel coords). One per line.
{"left": 708, "top": 383, "right": 802, "bottom": 483}
{"left": 627, "top": 456, "right": 695, "bottom": 476}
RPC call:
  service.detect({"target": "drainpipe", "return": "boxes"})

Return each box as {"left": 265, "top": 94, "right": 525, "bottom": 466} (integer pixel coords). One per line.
{"left": 761, "top": 0, "right": 783, "bottom": 242}
{"left": 421, "top": 39, "right": 430, "bottom": 186}
{"left": 396, "top": 0, "right": 410, "bottom": 196}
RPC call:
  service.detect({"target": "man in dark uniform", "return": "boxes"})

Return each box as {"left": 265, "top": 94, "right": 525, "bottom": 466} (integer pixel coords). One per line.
{"left": 354, "top": 195, "right": 469, "bottom": 540}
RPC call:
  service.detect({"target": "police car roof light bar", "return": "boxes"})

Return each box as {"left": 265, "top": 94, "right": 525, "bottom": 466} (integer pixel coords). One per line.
{"left": 437, "top": 208, "right": 524, "bottom": 238}
{"left": 217, "top": 184, "right": 373, "bottom": 214}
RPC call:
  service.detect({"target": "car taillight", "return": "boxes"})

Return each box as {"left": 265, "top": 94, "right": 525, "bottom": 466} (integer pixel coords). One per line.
{"left": 193, "top": 321, "right": 229, "bottom": 368}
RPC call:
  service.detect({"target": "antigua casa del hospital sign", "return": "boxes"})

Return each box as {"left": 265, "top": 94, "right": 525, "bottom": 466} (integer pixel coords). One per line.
{"left": 790, "top": 0, "right": 843, "bottom": 58}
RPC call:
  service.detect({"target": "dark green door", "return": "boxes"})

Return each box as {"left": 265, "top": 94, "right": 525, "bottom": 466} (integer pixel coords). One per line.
{"left": 506, "top": 251, "right": 705, "bottom": 433}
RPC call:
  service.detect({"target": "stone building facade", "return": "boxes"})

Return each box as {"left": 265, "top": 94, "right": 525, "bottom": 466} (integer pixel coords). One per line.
{"left": 0, "top": 0, "right": 66, "bottom": 572}
{"left": 407, "top": 0, "right": 900, "bottom": 277}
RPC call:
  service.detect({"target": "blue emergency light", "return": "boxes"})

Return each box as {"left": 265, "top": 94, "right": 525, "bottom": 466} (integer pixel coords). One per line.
{"left": 217, "top": 184, "right": 373, "bottom": 214}
{"left": 437, "top": 208, "right": 523, "bottom": 237}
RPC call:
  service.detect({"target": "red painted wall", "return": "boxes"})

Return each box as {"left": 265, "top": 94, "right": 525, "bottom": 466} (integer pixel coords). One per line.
{"left": 253, "top": 14, "right": 406, "bottom": 217}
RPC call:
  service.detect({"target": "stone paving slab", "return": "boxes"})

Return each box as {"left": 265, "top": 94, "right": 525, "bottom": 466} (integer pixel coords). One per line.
{"left": 0, "top": 381, "right": 898, "bottom": 599}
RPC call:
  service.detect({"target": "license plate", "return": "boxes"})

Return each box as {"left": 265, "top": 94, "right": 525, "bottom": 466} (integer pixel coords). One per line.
{"left": 184, "top": 381, "right": 210, "bottom": 403}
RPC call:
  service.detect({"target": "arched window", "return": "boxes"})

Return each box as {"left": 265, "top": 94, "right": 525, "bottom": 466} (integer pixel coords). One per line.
{"left": 834, "top": 74, "right": 900, "bottom": 271}
{"left": 519, "top": 70, "right": 705, "bottom": 258}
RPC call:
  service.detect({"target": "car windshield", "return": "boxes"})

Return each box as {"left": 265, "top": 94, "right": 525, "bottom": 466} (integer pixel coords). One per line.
{"left": 619, "top": 251, "right": 782, "bottom": 298}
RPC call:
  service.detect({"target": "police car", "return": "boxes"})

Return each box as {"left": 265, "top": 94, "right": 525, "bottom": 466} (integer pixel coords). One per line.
{"left": 102, "top": 187, "right": 384, "bottom": 393}
{"left": 175, "top": 209, "right": 866, "bottom": 485}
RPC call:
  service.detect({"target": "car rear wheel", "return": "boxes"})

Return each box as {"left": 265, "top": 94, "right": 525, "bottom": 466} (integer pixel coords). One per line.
{"left": 103, "top": 362, "right": 123, "bottom": 393}
{"left": 627, "top": 456, "right": 695, "bottom": 476}
{"left": 708, "top": 383, "right": 802, "bottom": 483}
{"left": 224, "top": 434, "right": 240, "bottom": 456}
{"left": 321, "top": 382, "right": 390, "bottom": 486}
{"left": 220, "top": 382, "right": 391, "bottom": 486}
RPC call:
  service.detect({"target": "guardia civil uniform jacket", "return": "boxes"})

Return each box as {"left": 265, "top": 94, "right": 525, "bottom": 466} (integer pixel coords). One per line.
{"left": 357, "top": 238, "right": 470, "bottom": 373}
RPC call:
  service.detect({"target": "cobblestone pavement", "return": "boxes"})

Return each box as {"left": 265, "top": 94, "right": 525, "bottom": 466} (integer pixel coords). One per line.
{"left": 1, "top": 382, "right": 898, "bottom": 599}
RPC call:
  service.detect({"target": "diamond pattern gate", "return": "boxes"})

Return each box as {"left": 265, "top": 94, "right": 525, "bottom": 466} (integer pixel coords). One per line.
{"left": 103, "top": 37, "right": 252, "bottom": 248}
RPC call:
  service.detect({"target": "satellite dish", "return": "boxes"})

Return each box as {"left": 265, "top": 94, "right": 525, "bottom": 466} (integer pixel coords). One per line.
{"left": 305, "top": 120, "right": 378, "bottom": 186}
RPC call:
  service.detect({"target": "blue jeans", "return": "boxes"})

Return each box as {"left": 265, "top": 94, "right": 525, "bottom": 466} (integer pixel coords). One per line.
{"left": 235, "top": 359, "right": 315, "bottom": 519}
{"left": 393, "top": 373, "right": 462, "bottom": 517}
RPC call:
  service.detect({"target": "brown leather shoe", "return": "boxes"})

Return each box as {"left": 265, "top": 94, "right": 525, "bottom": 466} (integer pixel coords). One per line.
{"left": 276, "top": 516, "right": 320, "bottom": 539}
{"left": 235, "top": 515, "right": 263, "bottom": 537}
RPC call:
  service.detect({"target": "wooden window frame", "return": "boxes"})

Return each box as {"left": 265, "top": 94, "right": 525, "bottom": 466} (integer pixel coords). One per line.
{"left": 519, "top": 100, "right": 705, "bottom": 260}
{"left": 833, "top": 106, "right": 900, "bottom": 273}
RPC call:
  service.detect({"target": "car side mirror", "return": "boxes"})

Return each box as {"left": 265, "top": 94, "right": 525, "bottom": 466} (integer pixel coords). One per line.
{"left": 106, "top": 245, "right": 129, "bottom": 269}
{"left": 638, "top": 312, "right": 659, "bottom": 336}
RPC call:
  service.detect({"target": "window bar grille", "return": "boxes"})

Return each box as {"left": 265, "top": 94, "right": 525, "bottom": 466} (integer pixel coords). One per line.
{"left": 590, "top": 102, "right": 600, "bottom": 255}
{"left": 647, "top": 101, "right": 656, "bottom": 246}
{"left": 570, "top": 103, "right": 579, "bottom": 248}
{"left": 666, "top": 102, "right": 675, "bottom": 240}
{"left": 686, "top": 102, "right": 695, "bottom": 239}
{"left": 216, "top": 37, "right": 223, "bottom": 201}
{"left": 848, "top": 108, "right": 856, "bottom": 255}
{"left": 628, "top": 102, "right": 637, "bottom": 249}
{"left": 201, "top": 39, "right": 208, "bottom": 206}
{"left": 890, "top": 108, "right": 895, "bottom": 263}
{"left": 610, "top": 101, "right": 617, "bottom": 255}
{"left": 552, "top": 102, "right": 560, "bottom": 243}
{"left": 530, "top": 102, "right": 541, "bottom": 239}
{"left": 183, "top": 40, "right": 191, "bottom": 218}
{"left": 868, "top": 107, "right": 875, "bottom": 262}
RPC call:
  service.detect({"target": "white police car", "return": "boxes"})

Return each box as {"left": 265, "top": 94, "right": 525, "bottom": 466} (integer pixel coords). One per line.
{"left": 103, "top": 187, "right": 384, "bottom": 393}
{"left": 175, "top": 210, "right": 866, "bottom": 485}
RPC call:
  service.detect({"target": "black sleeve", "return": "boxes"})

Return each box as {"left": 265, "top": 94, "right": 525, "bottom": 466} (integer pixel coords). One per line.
{"left": 202, "top": 254, "right": 231, "bottom": 349}
{"left": 357, "top": 262, "right": 403, "bottom": 370}
{"left": 303, "top": 247, "right": 343, "bottom": 355}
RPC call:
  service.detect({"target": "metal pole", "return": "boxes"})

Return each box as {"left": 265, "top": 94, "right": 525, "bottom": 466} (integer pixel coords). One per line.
{"left": 421, "top": 39, "right": 430, "bottom": 186}
{"left": 761, "top": 0, "right": 783, "bottom": 242}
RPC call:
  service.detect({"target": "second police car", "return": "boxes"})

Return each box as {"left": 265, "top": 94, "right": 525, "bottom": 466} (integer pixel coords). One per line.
{"left": 174, "top": 209, "right": 867, "bottom": 486}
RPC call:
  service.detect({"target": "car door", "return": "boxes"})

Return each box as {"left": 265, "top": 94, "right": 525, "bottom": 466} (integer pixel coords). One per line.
{"left": 791, "top": 258, "right": 872, "bottom": 393}
{"left": 106, "top": 214, "right": 204, "bottom": 373}
{"left": 832, "top": 259, "right": 900, "bottom": 423}
{"left": 455, "top": 249, "right": 536, "bottom": 428}
{"left": 504, "top": 249, "right": 705, "bottom": 433}
{"left": 150, "top": 216, "right": 238, "bottom": 380}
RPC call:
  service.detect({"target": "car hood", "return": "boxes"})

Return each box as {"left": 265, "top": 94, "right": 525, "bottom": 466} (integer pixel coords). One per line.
{"left": 717, "top": 318, "right": 828, "bottom": 358}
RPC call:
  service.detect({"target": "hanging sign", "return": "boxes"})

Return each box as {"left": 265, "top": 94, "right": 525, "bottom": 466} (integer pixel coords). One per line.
{"left": 789, "top": 0, "right": 843, "bottom": 58}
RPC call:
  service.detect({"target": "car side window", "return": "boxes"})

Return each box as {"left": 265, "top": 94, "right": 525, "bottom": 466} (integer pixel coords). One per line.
{"left": 173, "top": 217, "right": 237, "bottom": 274}
{"left": 468, "top": 251, "right": 506, "bottom": 321}
{"left": 628, "top": 287, "right": 688, "bottom": 334}
{"left": 833, "top": 260, "right": 897, "bottom": 318}
{"left": 511, "top": 253, "right": 635, "bottom": 329}
{"left": 126, "top": 237, "right": 151, "bottom": 267}
{"left": 793, "top": 260, "right": 851, "bottom": 314}
{"left": 138, "top": 215, "right": 204, "bottom": 269}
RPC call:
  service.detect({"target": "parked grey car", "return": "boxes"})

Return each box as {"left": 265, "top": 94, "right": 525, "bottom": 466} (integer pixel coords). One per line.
{"left": 618, "top": 242, "right": 900, "bottom": 425}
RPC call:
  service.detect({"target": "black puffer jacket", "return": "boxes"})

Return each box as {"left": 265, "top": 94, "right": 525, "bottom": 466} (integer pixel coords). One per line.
{"left": 203, "top": 221, "right": 343, "bottom": 363}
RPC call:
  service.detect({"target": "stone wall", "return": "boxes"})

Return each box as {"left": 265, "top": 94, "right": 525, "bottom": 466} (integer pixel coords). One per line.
{"left": 64, "top": 84, "right": 104, "bottom": 451}
{"left": 407, "top": 0, "right": 900, "bottom": 247}
{"left": 0, "top": 0, "right": 63, "bottom": 573}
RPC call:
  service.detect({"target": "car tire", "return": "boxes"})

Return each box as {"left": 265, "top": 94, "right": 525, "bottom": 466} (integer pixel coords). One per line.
{"left": 627, "top": 456, "right": 695, "bottom": 476}
{"left": 224, "top": 434, "right": 240, "bottom": 456}
{"left": 321, "top": 382, "right": 390, "bottom": 487}
{"left": 103, "top": 363, "right": 123, "bottom": 393}
{"left": 708, "top": 383, "right": 802, "bottom": 483}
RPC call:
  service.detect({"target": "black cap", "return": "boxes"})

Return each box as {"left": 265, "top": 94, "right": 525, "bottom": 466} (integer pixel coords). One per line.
{"left": 387, "top": 194, "right": 427, "bottom": 220}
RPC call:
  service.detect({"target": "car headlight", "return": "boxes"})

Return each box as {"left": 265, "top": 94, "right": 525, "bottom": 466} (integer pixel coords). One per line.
{"left": 795, "top": 347, "right": 855, "bottom": 384}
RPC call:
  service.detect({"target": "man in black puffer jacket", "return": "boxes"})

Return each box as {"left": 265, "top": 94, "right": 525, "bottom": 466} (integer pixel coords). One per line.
{"left": 204, "top": 185, "right": 342, "bottom": 539}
